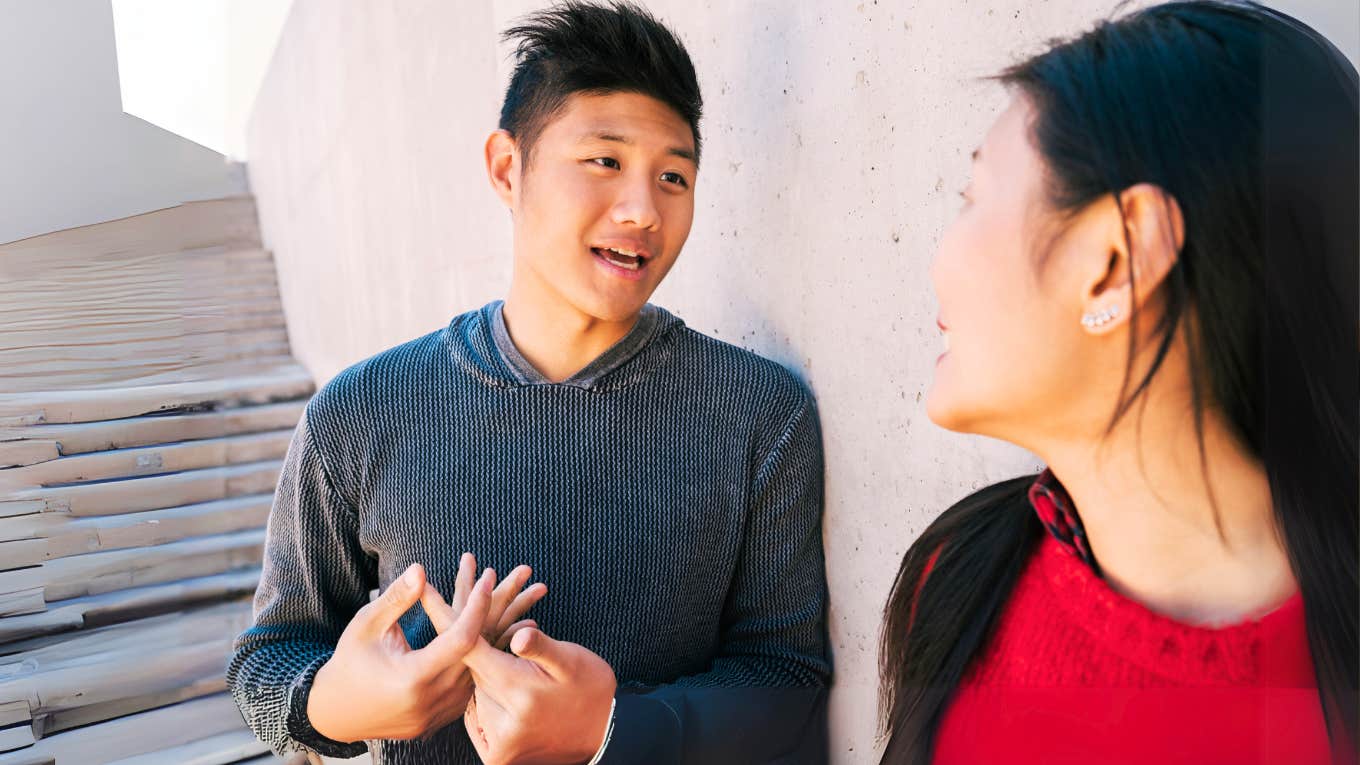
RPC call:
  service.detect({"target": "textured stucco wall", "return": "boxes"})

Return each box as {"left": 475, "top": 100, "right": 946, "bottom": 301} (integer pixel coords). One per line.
{"left": 247, "top": 1, "right": 1357, "bottom": 761}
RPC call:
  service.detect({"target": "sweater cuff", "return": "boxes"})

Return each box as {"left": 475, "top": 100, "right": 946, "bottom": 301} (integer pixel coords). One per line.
{"left": 595, "top": 692, "right": 682, "bottom": 765}
{"left": 583, "top": 698, "right": 617, "bottom": 765}
{"left": 285, "top": 651, "right": 370, "bottom": 759}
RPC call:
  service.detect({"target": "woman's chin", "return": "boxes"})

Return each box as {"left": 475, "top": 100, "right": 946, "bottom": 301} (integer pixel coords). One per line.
{"left": 924, "top": 382, "right": 990, "bottom": 435}
{"left": 924, "top": 386, "right": 961, "bottom": 431}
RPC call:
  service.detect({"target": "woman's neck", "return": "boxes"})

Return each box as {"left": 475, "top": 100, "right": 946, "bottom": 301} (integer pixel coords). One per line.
{"left": 1035, "top": 374, "right": 1296, "bottom": 627}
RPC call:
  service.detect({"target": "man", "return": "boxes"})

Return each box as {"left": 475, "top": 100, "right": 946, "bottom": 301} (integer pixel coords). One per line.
{"left": 227, "top": 3, "right": 830, "bottom": 763}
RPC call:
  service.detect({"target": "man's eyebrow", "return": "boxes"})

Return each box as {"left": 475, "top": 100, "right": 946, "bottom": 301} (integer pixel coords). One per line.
{"left": 584, "top": 131, "right": 631, "bottom": 146}
{"left": 668, "top": 146, "right": 697, "bottom": 163}
{"left": 580, "top": 131, "right": 697, "bottom": 163}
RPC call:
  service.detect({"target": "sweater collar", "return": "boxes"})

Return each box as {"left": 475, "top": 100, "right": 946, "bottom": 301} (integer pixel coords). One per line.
{"left": 1029, "top": 469, "right": 1311, "bottom": 685}
{"left": 449, "top": 300, "right": 679, "bottom": 390}
{"left": 1029, "top": 469, "right": 1102, "bottom": 577}
{"left": 1034, "top": 531, "right": 1310, "bottom": 685}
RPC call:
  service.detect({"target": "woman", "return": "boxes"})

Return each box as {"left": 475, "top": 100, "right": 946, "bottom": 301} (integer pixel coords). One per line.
{"left": 879, "top": 2, "right": 1357, "bottom": 763}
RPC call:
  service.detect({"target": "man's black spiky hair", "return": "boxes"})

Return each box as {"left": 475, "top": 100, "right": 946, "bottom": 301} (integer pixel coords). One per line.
{"left": 499, "top": 1, "right": 703, "bottom": 164}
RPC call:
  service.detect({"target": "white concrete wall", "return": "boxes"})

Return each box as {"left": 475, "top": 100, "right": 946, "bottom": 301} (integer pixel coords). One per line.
{"left": 246, "top": 1, "right": 1358, "bottom": 761}
{"left": 111, "top": 0, "right": 294, "bottom": 159}
{"left": 227, "top": 0, "right": 296, "bottom": 159}
{"left": 1274, "top": 0, "right": 1359, "bottom": 69}
{"left": 0, "top": 0, "right": 245, "bottom": 245}
{"left": 246, "top": 0, "right": 510, "bottom": 382}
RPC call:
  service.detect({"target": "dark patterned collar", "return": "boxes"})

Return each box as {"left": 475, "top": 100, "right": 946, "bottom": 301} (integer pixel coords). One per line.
{"left": 481, "top": 300, "right": 677, "bottom": 390}
{"left": 1028, "top": 469, "right": 1102, "bottom": 577}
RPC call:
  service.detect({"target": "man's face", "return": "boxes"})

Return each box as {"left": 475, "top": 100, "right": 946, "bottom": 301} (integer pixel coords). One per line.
{"left": 503, "top": 91, "right": 698, "bottom": 322}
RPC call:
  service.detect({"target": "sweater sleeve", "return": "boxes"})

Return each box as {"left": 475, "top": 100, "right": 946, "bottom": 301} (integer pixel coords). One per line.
{"left": 599, "top": 390, "right": 832, "bottom": 764}
{"left": 225, "top": 404, "right": 377, "bottom": 759}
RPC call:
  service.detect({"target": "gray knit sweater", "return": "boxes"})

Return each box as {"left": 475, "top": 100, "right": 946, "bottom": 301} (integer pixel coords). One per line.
{"left": 226, "top": 301, "right": 830, "bottom": 764}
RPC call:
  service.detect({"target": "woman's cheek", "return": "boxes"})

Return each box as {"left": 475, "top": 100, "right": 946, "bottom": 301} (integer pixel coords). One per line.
{"left": 928, "top": 224, "right": 1018, "bottom": 429}
{"left": 932, "top": 225, "right": 969, "bottom": 305}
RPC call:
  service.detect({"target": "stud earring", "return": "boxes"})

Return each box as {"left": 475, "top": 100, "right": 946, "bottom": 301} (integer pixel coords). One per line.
{"left": 1081, "top": 305, "right": 1120, "bottom": 329}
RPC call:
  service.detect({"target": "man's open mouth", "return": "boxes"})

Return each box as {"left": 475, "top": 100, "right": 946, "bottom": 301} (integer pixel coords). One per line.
{"left": 592, "top": 246, "right": 647, "bottom": 271}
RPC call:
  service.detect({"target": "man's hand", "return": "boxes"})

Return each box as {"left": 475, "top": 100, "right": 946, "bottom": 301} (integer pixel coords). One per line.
{"left": 419, "top": 553, "right": 549, "bottom": 724}
{"left": 306, "top": 561, "right": 493, "bottom": 743}
{"left": 460, "top": 628, "right": 618, "bottom": 765}
{"left": 425, "top": 553, "right": 548, "bottom": 651}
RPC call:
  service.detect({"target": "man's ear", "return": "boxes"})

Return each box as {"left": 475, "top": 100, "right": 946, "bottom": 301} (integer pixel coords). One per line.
{"left": 485, "top": 129, "right": 519, "bottom": 209}
{"left": 1078, "top": 183, "right": 1185, "bottom": 336}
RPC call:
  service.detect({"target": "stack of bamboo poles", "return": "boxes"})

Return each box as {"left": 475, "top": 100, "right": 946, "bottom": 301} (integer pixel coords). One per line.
{"left": 0, "top": 198, "right": 314, "bottom": 764}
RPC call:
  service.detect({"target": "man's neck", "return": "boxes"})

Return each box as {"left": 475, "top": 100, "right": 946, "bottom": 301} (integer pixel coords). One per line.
{"left": 501, "top": 272, "right": 640, "bottom": 384}
{"left": 1033, "top": 374, "right": 1295, "bottom": 627}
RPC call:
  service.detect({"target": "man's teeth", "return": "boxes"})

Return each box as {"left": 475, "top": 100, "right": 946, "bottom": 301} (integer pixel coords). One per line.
{"left": 599, "top": 247, "right": 642, "bottom": 270}
{"left": 942, "top": 332, "right": 950, "bottom": 352}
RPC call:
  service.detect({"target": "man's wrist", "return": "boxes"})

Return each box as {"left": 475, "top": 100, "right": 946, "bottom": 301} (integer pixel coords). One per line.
{"left": 304, "top": 659, "right": 360, "bottom": 743}
{"left": 288, "top": 653, "right": 370, "bottom": 758}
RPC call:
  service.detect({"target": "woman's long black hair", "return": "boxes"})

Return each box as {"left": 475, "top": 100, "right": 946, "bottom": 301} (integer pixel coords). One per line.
{"left": 879, "top": 2, "right": 1359, "bottom": 762}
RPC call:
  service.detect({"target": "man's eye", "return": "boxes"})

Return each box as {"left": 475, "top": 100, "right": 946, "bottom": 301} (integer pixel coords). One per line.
{"left": 661, "top": 172, "right": 689, "bottom": 188}
{"left": 590, "top": 157, "right": 620, "bottom": 170}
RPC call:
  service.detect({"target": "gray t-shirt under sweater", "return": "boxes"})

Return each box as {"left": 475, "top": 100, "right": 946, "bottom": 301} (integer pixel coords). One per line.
{"left": 226, "top": 301, "right": 831, "bottom": 764}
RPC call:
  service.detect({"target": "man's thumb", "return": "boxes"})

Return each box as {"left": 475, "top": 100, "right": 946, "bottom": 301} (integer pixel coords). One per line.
{"left": 509, "top": 627, "right": 568, "bottom": 675}
{"left": 363, "top": 563, "right": 425, "bottom": 634}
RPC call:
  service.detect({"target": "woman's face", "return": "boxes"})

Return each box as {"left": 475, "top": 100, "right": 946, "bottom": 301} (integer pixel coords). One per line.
{"left": 927, "top": 95, "right": 1117, "bottom": 445}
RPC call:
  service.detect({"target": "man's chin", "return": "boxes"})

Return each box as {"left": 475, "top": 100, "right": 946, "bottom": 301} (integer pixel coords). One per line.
{"left": 573, "top": 290, "right": 655, "bottom": 324}
{"left": 586, "top": 302, "right": 649, "bottom": 324}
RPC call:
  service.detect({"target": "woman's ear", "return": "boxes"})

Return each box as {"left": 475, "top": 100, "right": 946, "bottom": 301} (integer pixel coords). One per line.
{"left": 485, "top": 129, "right": 519, "bottom": 209}
{"left": 1079, "top": 183, "right": 1185, "bottom": 335}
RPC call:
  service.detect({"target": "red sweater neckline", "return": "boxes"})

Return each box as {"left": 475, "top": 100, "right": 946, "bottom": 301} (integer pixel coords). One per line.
{"left": 932, "top": 475, "right": 1333, "bottom": 764}
{"left": 1034, "top": 531, "right": 1312, "bottom": 686}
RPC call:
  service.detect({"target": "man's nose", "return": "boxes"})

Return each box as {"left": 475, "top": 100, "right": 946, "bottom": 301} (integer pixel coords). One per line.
{"left": 610, "top": 176, "right": 661, "bottom": 231}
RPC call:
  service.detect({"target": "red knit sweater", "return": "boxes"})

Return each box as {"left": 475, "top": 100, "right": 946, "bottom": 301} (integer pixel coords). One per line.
{"left": 933, "top": 519, "right": 1340, "bottom": 764}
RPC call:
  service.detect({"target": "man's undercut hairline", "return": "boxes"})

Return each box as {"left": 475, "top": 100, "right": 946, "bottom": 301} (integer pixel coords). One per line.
{"left": 512, "top": 88, "right": 701, "bottom": 169}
